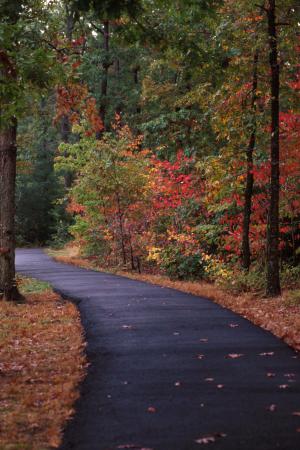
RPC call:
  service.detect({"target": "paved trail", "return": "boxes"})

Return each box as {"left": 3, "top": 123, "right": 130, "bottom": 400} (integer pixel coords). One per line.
{"left": 16, "top": 249, "right": 300, "bottom": 450}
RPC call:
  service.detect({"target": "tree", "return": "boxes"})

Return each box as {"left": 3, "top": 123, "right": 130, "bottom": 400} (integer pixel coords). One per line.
{"left": 241, "top": 50, "right": 259, "bottom": 270}
{"left": 0, "top": 0, "right": 56, "bottom": 300}
{"left": 265, "top": 0, "right": 281, "bottom": 296}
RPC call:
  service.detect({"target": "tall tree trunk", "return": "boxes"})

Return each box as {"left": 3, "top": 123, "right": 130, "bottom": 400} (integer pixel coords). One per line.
{"left": 98, "top": 20, "right": 110, "bottom": 136}
{"left": 60, "top": 3, "right": 77, "bottom": 187}
{"left": 0, "top": 120, "right": 23, "bottom": 301}
{"left": 241, "top": 50, "right": 259, "bottom": 270}
{"left": 133, "top": 65, "right": 141, "bottom": 113}
{"left": 266, "top": 0, "right": 281, "bottom": 296}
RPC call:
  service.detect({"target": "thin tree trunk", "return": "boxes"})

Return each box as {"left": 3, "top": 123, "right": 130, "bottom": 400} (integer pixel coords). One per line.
{"left": 60, "top": 3, "right": 77, "bottom": 187}
{"left": 0, "top": 120, "right": 23, "bottom": 301}
{"left": 128, "top": 233, "right": 135, "bottom": 270}
{"left": 133, "top": 65, "right": 141, "bottom": 114}
{"left": 241, "top": 50, "right": 259, "bottom": 270}
{"left": 98, "top": 20, "right": 110, "bottom": 136}
{"left": 266, "top": 0, "right": 281, "bottom": 296}
{"left": 116, "top": 192, "right": 126, "bottom": 264}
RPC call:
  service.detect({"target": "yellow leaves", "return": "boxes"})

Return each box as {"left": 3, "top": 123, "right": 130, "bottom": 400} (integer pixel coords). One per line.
{"left": 202, "top": 253, "right": 233, "bottom": 282}
{"left": 146, "top": 246, "right": 162, "bottom": 262}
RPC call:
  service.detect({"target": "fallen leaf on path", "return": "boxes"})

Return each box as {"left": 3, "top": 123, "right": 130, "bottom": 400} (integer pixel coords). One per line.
{"left": 147, "top": 406, "right": 156, "bottom": 413}
{"left": 195, "top": 436, "right": 215, "bottom": 445}
{"left": 226, "top": 353, "right": 243, "bottom": 359}
{"left": 259, "top": 352, "right": 274, "bottom": 356}
{"left": 117, "top": 446, "right": 153, "bottom": 450}
{"left": 229, "top": 323, "right": 239, "bottom": 328}
{"left": 195, "top": 432, "right": 227, "bottom": 445}
{"left": 174, "top": 381, "right": 181, "bottom": 387}
{"left": 217, "top": 384, "right": 224, "bottom": 389}
{"left": 122, "top": 325, "right": 133, "bottom": 330}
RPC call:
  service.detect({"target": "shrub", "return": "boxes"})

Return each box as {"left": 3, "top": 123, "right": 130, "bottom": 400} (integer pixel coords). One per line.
{"left": 160, "top": 245, "right": 206, "bottom": 280}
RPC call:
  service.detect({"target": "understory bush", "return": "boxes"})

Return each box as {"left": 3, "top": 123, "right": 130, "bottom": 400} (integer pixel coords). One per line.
{"left": 159, "top": 245, "right": 206, "bottom": 280}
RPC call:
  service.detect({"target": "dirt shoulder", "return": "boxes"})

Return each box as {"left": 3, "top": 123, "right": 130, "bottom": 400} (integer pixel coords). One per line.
{"left": 0, "top": 277, "right": 86, "bottom": 450}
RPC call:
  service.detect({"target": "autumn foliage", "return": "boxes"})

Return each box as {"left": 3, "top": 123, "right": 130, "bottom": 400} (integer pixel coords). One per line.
{"left": 0, "top": 278, "right": 86, "bottom": 450}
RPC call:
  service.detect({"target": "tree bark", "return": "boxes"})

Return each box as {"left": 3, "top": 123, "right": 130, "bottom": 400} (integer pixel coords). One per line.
{"left": 241, "top": 50, "right": 259, "bottom": 270}
{"left": 133, "top": 65, "right": 141, "bottom": 114}
{"left": 266, "top": 0, "right": 281, "bottom": 296}
{"left": 116, "top": 192, "right": 126, "bottom": 265}
{"left": 97, "top": 20, "right": 110, "bottom": 136}
{"left": 0, "top": 120, "right": 23, "bottom": 301}
{"left": 60, "top": 2, "right": 78, "bottom": 188}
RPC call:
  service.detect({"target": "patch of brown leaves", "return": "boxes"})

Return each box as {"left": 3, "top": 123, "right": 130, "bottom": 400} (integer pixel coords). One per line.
{"left": 0, "top": 282, "right": 86, "bottom": 450}
{"left": 49, "top": 247, "right": 300, "bottom": 352}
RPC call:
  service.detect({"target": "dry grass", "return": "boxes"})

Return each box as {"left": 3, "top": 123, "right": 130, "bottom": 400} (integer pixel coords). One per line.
{"left": 48, "top": 246, "right": 300, "bottom": 352}
{"left": 0, "top": 277, "right": 86, "bottom": 450}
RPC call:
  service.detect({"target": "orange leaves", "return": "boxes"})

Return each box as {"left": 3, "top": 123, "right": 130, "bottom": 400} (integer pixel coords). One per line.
{"left": 85, "top": 97, "right": 104, "bottom": 134}
{"left": 0, "top": 280, "right": 86, "bottom": 450}
{"left": 55, "top": 82, "right": 103, "bottom": 134}
{"left": 67, "top": 199, "right": 86, "bottom": 214}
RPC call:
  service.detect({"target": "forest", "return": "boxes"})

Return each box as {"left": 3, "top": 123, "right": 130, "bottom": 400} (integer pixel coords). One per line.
{"left": 1, "top": 1, "right": 300, "bottom": 449}
{"left": 0, "top": 0, "right": 300, "bottom": 300}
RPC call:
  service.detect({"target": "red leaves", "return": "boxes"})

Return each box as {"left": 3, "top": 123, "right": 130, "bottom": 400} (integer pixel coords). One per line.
{"left": 150, "top": 150, "right": 196, "bottom": 211}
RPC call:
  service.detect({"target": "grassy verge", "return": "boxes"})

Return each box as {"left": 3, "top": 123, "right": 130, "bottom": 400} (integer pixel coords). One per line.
{"left": 0, "top": 276, "right": 86, "bottom": 450}
{"left": 48, "top": 246, "right": 300, "bottom": 352}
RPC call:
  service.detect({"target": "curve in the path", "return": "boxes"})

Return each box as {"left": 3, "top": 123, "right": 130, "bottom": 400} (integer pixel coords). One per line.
{"left": 16, "top": 249, "right": 300, "bottom": 450}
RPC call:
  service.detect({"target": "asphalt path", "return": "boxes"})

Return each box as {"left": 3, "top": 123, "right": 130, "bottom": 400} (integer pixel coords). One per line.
{"left": 16, "top": 248, "right": 300, "bottom": 450}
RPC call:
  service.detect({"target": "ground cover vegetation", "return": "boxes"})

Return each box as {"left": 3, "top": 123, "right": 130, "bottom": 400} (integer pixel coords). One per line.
{"left": 1, "top": 2, "right": 300, "bottom": 301}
